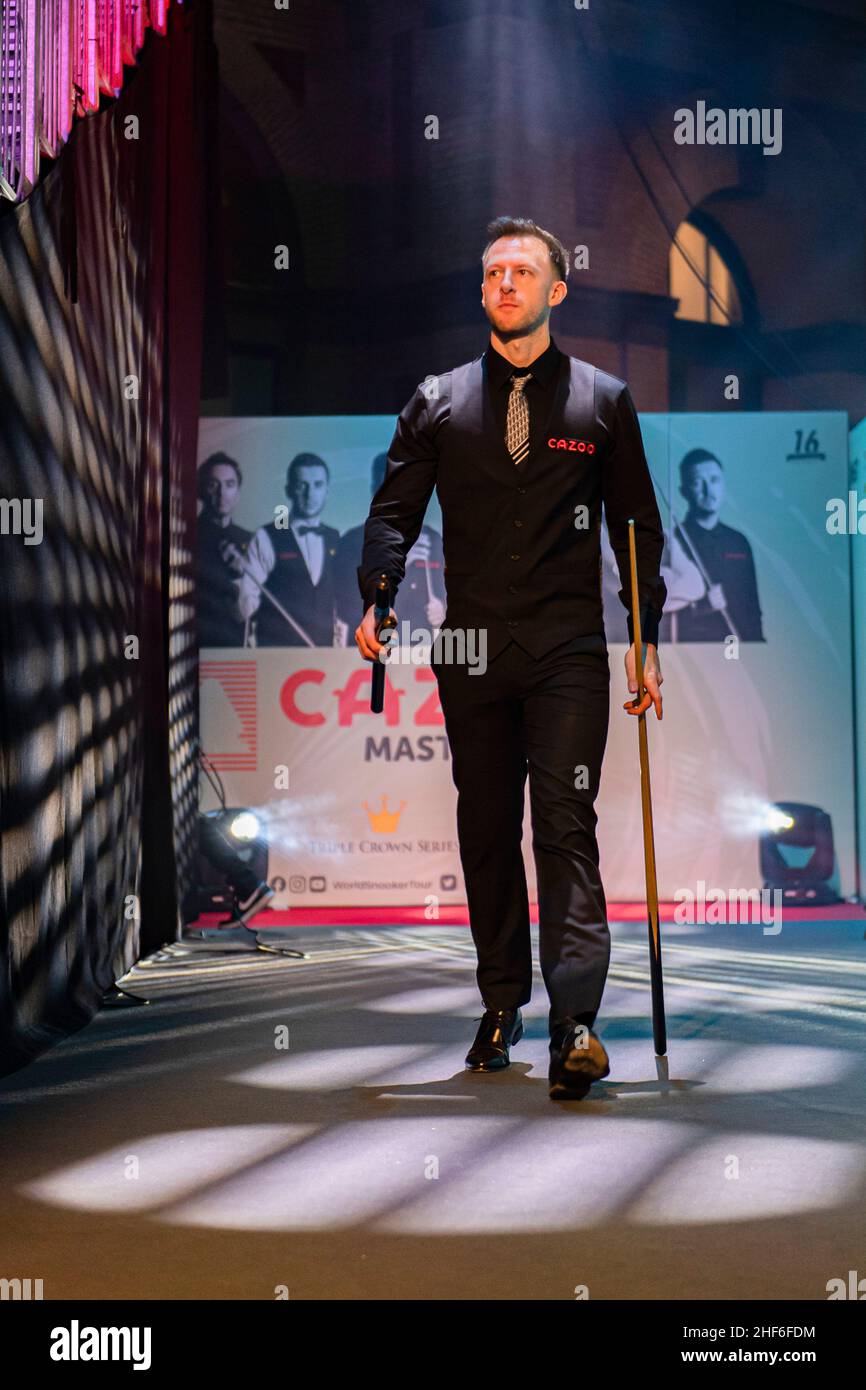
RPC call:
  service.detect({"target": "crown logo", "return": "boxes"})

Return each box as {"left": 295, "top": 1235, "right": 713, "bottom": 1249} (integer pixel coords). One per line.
{"left": 362, "top": 794, "right": 407, "bottom": 833}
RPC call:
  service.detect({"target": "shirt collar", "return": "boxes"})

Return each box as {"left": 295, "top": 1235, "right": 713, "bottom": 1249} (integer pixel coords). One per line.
{"left": 485, "top": 335, "right": 562, "bottom": 390}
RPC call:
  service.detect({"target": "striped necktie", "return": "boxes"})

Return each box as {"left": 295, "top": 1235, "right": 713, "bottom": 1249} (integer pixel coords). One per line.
{"left": 505, "top": 373, "right": 531, "bottom": 465}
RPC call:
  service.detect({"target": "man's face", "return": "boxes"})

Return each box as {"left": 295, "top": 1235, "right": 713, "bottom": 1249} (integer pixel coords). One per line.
{"left": 288, "top": 465, "right": 328, "bottom": 517}
{"left": 681, "top": 460, "right": 725, "bottom": 518}
{"left": 481, "top": 235, "right": 566, "bottom": 340}
{"left": 202, "top": 464, "right": 240, "bottom": 519}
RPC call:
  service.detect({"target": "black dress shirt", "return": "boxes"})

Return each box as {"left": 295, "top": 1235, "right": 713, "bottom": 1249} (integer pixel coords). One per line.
{"left": 487, "top": 336, "right": 562, "bottom": 456}
{"left": 358, "top": 335, "right": 666, "bottom": 659}
{"left": 675, "top": 517, "right": 764, "bottom": 641}
{"left": 483, "top": 340, "right": 604, "bottom": 655}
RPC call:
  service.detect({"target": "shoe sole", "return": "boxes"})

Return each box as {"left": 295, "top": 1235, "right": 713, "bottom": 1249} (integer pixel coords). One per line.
{"left": 548, "top": 1033, "right": 610, "bottom": 1100}
{"left": 465, "top": 1021, "right": 524, "bottom": 1071}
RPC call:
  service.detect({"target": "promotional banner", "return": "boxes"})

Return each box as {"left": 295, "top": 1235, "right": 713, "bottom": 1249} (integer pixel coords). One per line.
{"left": 849, "top": 413, "right": 866, "bottom": 902}
{"left": 197, "top": 409, "right": 856, "bottom": 906}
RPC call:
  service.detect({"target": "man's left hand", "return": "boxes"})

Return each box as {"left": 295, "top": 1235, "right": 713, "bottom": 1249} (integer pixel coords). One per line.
{"left": 624, "top": 642, "right": 663, "bottom": 720}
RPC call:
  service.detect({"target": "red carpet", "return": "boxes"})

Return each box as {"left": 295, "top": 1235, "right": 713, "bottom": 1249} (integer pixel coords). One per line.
{"left": 195, "top": 901, "right": 863, "bottom": 928}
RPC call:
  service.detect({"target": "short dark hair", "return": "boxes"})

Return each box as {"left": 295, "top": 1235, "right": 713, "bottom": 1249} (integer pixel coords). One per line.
{"left": 679, "top": 448, "right": 723, "bottom": 480}
{"left": 286, "top": 452, "right": 330, "bottom": 490}
{"left": 198, "top": 451, "right": 243, "bottom": 495}
{"left": 481, "top": 216, "right": 570, "bottom": 283}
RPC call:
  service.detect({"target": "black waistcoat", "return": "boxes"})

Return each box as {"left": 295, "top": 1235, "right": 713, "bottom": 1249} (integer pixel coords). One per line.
{"left": 437, "top": 354, "right": 605, "bottom": 661}
{"left": 257, "top": 522, "right": 340, "bottom": 647}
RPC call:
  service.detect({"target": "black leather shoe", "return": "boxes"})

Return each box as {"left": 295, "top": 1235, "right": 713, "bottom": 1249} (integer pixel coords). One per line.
{"left": 465, "top": 1007, "right": 524, "bottom": 1071}
{"left": 548, "top": 1021, "right": 610, "bottom": 1099}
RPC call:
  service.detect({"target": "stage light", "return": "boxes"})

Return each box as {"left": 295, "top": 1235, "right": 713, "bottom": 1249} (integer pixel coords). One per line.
{"left": 759, "top": 801, "right": 840, "bottom": 906}
{"left": 190, "top": 808, "right": 270, "bottom": 919}
{"left": 229, "top": 811, "right": 260, "bottom": 842}
{"left": 720, "top": 794, "right": 801, "bottom": 838}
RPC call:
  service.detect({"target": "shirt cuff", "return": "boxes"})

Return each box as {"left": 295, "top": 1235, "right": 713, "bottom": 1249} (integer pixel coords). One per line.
{"left": 359, "top": 570, "right": 396, "bottom": 612}
{"left": 627, "top": 606, "right": 659, "bottom": 648}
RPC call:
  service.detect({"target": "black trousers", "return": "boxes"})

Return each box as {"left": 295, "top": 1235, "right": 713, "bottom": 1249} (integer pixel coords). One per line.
{"left": 433, "top": 637, "right": 611, "bottom": 1038}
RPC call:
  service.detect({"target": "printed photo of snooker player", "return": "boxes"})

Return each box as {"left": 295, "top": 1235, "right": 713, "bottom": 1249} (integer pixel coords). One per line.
{"left": 601, "top": 445, "right": 765, "bottom": 645}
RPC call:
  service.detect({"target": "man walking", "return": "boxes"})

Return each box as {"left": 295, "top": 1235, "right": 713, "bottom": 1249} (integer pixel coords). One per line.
{"left": 355, "top": 216, "right": 666, "bottom": 1100}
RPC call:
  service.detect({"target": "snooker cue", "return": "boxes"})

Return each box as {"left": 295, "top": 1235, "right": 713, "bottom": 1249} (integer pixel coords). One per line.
{"left": 627, "top": 518, "right": 667, "bottom": 1057}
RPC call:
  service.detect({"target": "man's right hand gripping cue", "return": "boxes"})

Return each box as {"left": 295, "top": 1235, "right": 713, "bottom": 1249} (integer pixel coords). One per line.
{"left": 355, "top": 604, "right": 397, "bottom": 662}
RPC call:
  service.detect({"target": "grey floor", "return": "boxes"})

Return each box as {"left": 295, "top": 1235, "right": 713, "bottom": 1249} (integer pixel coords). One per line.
{"left": 1, "top": 918, "right": 865, "bottom": 1300}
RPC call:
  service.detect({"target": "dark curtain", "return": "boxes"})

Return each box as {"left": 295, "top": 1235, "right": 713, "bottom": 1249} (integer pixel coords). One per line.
{"left": 0, "top": 2, "right": 213, "bottom": 1074}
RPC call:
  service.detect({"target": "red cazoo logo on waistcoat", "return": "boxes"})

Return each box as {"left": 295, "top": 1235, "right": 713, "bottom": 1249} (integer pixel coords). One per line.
{"left": 548, "top": 437, "right": 596, "bottom": 454}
